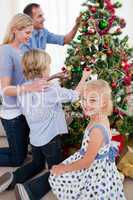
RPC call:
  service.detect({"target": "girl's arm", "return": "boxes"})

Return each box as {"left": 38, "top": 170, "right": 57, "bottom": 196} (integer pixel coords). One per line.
{"left": 51, "top": 127, "right": 104, "bottom": 175}
{"left": 75, "top": 69, "right": 92, "bottom": 95}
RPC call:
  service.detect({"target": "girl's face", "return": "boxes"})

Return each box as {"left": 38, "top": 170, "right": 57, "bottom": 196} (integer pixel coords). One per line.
{"left": 14, "top": 25, "right": 33, "bottom": 44}
{"left": 81, "top": 90, "right": 104, "bottom": 116}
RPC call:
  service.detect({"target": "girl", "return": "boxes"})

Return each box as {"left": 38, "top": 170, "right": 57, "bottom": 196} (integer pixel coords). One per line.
{"left": 0, "top": 49, "right": 91, "bottom": 199}
{"left": 0, "top": 14, "right": 49, "bottom": 167}
{"left": 49, "top": 80, "right": 126, "bottom": 200}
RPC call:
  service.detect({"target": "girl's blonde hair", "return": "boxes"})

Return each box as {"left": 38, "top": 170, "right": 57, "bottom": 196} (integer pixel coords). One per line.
{"left": 3, "top": 13, "right": 33, "bottom": 44}
{"left": 82, "top": 79, "right": 113, "bottom": 116}
{"left": 22, "top": 49, "right": 51, "bottom": 80}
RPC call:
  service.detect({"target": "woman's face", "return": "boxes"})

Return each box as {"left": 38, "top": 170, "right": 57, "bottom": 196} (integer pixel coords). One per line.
{"left": 14, "top": 25, "right": 33, "bottom": 44}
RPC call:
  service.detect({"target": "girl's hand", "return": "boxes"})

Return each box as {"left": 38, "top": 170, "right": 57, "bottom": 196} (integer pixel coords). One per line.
{"left": 51, "top": 164, "right": 67, "bottom": 176}
{"left": 82, "top": 68, "right": 92, "bottom": 81}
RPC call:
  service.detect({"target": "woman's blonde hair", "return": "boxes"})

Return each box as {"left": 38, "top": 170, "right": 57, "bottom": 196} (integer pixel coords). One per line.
{"left": 82, "top": 79, "right": 113, "bottom": 116}
{"left": 3, "top": 13, "right": 33, "bottom": 44}
{"left": 22, "top": 49, "right": 51, "bottom": 80}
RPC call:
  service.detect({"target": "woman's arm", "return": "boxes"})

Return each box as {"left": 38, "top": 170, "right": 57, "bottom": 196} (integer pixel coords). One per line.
{"left": 0, "top": 77, "right": 50, "bottom": 97}
{"left": 51, "top": 128, "right": 104, "bottom": 175}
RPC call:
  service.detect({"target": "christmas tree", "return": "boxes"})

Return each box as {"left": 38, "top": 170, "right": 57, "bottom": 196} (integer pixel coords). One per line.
{"left": 62, "top": 0, "right": 133, "bottom": 150}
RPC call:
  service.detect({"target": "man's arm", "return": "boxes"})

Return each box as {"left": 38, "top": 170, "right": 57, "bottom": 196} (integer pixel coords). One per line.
{"left": 64, "top": 14, "right": 82, "bottom": 44}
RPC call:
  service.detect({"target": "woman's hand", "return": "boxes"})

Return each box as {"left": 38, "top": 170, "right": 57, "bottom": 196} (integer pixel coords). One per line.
{"left": 50, "top": 164, "right": 67, "bottom": 176}
{"left": 22, "top": 79, "right": 50, "bottom": 93}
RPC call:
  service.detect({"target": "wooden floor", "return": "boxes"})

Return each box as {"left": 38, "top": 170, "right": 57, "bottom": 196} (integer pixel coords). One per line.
{"left": 0, "top": 136, "right": 132, "bottom": 200}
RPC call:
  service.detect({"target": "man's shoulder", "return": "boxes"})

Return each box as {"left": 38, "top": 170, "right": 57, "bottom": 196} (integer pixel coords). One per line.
{"left": 32, "top": 28, "right": 49, "bottom": 35}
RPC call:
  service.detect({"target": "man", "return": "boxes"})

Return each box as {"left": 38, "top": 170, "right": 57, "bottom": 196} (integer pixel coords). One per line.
{"left": 21, "top": 3, "right": 81, "bottom": 51}
{"left": 0, "top": 3, "right": 81, "bottom": 200}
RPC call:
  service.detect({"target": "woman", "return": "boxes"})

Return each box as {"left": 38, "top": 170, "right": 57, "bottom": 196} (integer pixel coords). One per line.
{"left": 0, "top": 13, "right": 49, "bottom": 167}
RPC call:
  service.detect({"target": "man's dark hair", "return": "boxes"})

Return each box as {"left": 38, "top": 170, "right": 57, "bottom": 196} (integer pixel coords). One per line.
{"left": 23, "top": 3, "right": 40, "bottom": 17}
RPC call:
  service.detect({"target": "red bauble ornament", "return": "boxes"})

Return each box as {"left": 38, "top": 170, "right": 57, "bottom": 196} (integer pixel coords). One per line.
{"left": 121, "top": 61, "right": 129, "bottom": 68}
{"left": 88, "top": 28, "right": 96, "bottom": 35}
{"left": 120, "top": 18, "right": 126, "bottom": 28}
{"left": 121, "top": 61, "right": 131, "bottom": 73}
{"left": 116, "top": 28, "right": 122, "bottom": 34}
{"left": 103, "top": 43, "right": 109, "bottom": 49}
{"left": 123, "top": 75, "right": 132, "bottom": 86}
{"left": 84, "top": 66, "right": 91, "bottom": 71}
{"left": 81, "top": 56, "right": 85, "bottom": 61}
{"left": 111, "top": 81, "right": 117, "bottom": 89}
{"left": 61, "top": 67, "right": 67, "bottom": 72}
{"left": 90, "top": 6, "right": 97, "bottom": 13}
{"left": 106, "top": 49, "right": 113, "bottom": 56}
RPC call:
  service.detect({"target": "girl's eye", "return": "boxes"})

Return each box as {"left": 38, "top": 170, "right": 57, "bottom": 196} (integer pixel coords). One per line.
{"left": 90, "top": 99, "right": 96, "bottom": 103}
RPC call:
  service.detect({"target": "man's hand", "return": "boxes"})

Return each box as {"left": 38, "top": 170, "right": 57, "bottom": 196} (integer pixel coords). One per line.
{"left": 64, "top": 13, "right": 82, "bottom": 44}
{"left": 75, "top": 13, "right": 82, "bottom": 27}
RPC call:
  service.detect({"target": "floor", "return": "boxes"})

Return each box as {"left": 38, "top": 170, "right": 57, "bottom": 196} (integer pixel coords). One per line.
{"left": 0, "top": 136, "right": 132, "bottom": 200}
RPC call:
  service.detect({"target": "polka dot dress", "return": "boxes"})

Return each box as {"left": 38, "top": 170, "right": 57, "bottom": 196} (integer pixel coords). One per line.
{"left": 49, "top": 124, "right": 126, "bottom": 200}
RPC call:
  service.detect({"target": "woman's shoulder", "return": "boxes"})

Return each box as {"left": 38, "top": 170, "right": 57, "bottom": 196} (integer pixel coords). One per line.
{"left": 0, "top": 44, "right": 13, "bottom": 54}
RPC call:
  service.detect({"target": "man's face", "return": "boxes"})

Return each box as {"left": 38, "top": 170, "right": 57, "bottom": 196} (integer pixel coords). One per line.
{"left": 32, "top": 7, "right": 45, "bottom": 29}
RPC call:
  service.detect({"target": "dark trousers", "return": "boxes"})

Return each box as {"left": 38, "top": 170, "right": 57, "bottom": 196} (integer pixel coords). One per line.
{"left": 9, "top": 135, "right": 62, "bottom": 196}
{"left": 0, "top": 115, "right": 29, "bottom": 166}
{"left": 24, "top": 171, "right": 51, "bottom": 200}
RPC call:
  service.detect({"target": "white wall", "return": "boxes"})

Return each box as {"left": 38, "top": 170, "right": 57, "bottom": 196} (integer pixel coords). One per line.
{"left": 117, "top": 0, "right": 133, "bottom": 41}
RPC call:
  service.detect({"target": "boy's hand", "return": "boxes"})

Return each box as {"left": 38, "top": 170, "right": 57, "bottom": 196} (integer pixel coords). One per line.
{"left": 47, "top": 71, "right": 68, "bottom": 81}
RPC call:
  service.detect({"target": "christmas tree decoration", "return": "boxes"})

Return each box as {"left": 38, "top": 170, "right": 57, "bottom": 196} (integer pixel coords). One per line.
{"left": 106, "top": 48, "right": 113, "bottom": 56}
{"left": 82, "top": 27, "right": 88, "bottom": 33}
{"left": 90, "top": 6, "right": 97, "bottom": 13}
{"left": 120, "top": 18, "right": 126, "bottom": 29}
{"left": 114, "top": 1, "right": 122, "bottom": 8}
{"left": 98, "top": 19, "right": 109, "bottom": 30}
{"left": 115, "top": 27, "right": 122, "bottom": 35}
{"left": 111, "top": 81, "right": 117, "bottom": 89}
{"left": 121, "top": 61, "right": 131, "bottom": 73}
{"left": 61, "top": 66, "right": 67, "bottom": 72}
{"left": 88, "top": 28, "right": 96, "bottom": 35}
{"left": 123, "top": 75, "right": 132, "bottom": 86}
{"left": 62, "top": 0, "right": 133, "bottom": 148}
{"left": 82, "top": 15, "right": 89, "bottom": 21}
{"left": 77, "top": 35, "right": 81, "bottom": 40}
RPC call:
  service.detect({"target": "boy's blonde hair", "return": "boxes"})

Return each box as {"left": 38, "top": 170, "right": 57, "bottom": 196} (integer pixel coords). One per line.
{"left": 3, "top": 13, "right": 33, "bottom": 44}
{"left": 82, "top": 79, "right": 113, "bottom": 116}
{"left": 22, "top": 49, "right": 51, "bottom": 80}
